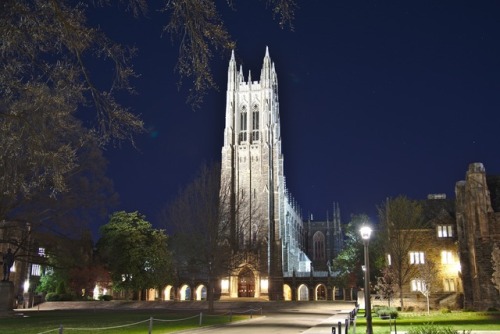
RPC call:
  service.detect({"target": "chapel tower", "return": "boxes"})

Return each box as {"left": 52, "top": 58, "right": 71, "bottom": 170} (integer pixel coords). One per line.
{"left": 221, "top": 48, "right": 297, "bottom": 300}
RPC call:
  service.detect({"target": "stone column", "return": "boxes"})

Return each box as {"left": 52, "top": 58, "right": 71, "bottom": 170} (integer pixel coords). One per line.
{"left": 0, "top": 281, "right": 14, "bottom": 312}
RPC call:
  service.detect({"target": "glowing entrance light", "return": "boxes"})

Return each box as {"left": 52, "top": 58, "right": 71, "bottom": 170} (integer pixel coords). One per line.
{"left": 23, "top": 280, "right": 30, "bottom": 293}
{"left": 261, "top": 278, "right": 268, "bottom": 292}
{"left": 221, "top": 278, "right": 229, "bottom": 292}
{"left": 93, "top": 285, "right": 100, "bottom": 300}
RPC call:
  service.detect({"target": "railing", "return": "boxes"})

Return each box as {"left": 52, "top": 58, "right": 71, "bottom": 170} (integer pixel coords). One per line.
{"left": 283, "top": 270, "right": 330, "bottom": 277}
{"left": 33, "top": 307, "right": 262, "bottom": 334}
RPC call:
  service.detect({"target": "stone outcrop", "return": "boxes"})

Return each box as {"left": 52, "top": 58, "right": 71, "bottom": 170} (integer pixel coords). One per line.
{"left": 455, "top": 163, "right": 500, "bottom": 310}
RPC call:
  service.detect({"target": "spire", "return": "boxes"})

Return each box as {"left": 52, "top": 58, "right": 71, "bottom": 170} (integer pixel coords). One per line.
{"left": 261, "top": 47, "right": 272, "bottom": 87}
{"left": 227, "top": 49, "right": 237, "bottom": 91}
{"left": 239, "top": 65, "right": 244, "bottom": 83}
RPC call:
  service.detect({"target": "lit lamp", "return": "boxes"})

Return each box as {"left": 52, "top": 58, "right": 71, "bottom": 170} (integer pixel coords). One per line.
{"left": 360, "top": 225, "right": 373, "bottom": 334}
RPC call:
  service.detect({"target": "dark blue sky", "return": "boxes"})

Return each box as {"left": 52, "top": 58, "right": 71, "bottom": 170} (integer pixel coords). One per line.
{"left": 98, "top": 1, "right": 500, "bottom": 229}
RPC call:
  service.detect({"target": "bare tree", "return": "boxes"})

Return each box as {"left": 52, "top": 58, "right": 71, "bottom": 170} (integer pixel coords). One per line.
{"left": 1, "top": 0, "right": 297, "bottom": 221}
{"left": 162, "top": 0, "right": 297, "bottom": 107}
{"left": 379, "top": 196, "right": 426, "bottom": 309}
{"left": 374, "top": 266, "right": 397, "bottom": 307}
{"left": 162, "top": 162, "right": 260, "bottom": 312}
{"left": 1, "top": 1, "right": 144, "bottom": 225}
{"left": 415, "top": 259, "right": 440, "bottom": 314}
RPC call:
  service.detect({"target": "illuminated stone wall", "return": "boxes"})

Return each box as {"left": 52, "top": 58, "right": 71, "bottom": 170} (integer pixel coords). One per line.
{"left": 455, "top": 163, "right": 500, "bottom": 310}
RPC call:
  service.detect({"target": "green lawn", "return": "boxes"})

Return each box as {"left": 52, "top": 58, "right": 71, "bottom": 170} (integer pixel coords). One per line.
{"left": 0, "top": 310, "right": 250, "bottom": 334}
{"left": 354, "top": 310, "right": 500, "bottom": 333}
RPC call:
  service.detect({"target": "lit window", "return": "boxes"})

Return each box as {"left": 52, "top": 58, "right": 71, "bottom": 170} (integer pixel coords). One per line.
{"left": 38, "top": 247, "right": 46, "bottom": 257}
{"left": 313, "top": 231, "right": 325, "bottom": 261}
{"left": 252, "top": 105, "right": 259, "bottom": 141}
{"left": 411, "top": 279, "right": 425, "bottom": 292}
{"left": 437, "top": 225, "right": 453, "bottom": 238}
{"left": 31, "top": 264, "right": 41, "bottom": 276}
{"left": 409, "top": 251, "right": 425, "bottom": 264}
{"left": 441, "top": 250, "right": 454, "bottom": 264}
{"left": 443, "top": 278, "right": 456, "bottom": 292}
{"left": 239, "top": 106, "right": 247, "bottom": 143}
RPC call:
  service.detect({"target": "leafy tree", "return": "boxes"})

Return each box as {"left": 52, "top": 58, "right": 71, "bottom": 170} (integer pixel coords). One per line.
{"left": 4, "top": 141, "right": 118, "bottom": 235}
{"left": 36, "top": 268, "right": 64, "bottom": 295}
{"left": 332, "top": 214, "right": 382, "bottom": 291}
{"left": 33, "top": 229, "right": 96, "bottom": 298}
{"left": 1, "top": 1, "right": 144, "bottom": 214}
{"left": 1, "top": 0, "right": 296, "bottom": 245}
{"left": 162, "top": 0, "right": 296, "bottom": 107}
{"left": 379, "top": 196, "right": 426, "bottom": 309}
{"left": 97, "top": 211, "right": 172, "bottom": 300}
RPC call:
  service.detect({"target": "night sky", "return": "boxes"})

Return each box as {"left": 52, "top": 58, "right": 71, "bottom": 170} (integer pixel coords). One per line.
{"left": 96, "top": 1, "right": 500, "bottom": 230}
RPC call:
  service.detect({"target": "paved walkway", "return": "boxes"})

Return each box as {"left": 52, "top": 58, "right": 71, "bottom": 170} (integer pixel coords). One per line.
{"left": 18, "top": 301, "right": 500, "bottom": 334}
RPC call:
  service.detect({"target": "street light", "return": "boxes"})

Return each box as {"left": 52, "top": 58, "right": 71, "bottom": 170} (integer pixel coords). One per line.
{"left": 360, "top": 225, "right": 373, "bottom": 334}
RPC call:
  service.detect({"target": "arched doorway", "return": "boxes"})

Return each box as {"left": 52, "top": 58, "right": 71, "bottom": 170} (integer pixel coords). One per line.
{"left": 298, "top": 284, "right": 309, "bottom": 301}
{"left": 164, "top": 285, "right": 174, "bottom": 300}
{"left": 196, "top": 285, "right": 207, "bottom": 300}
{"left": 238, "top": 267, "right": 255, "bottom": 297}
{"left": 283, "top": 284, "right": 292, "bottom": 301}
{"left": 179, "top": 285, "right": 191, "bottom": 301}
{"left": 315, "top": 284, "right": 327, "bottom": 301}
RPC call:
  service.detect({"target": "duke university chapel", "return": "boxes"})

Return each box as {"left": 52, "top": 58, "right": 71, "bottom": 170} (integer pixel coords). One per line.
{"left": 219, "top": 48, "right": 343, "bottom": 300}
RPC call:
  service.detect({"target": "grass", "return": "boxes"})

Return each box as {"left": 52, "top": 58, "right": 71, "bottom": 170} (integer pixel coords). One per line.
{"left": 0, "top": 310, "right": 251, "bottom": 334}
{"left": 354, "top": 310, "right": 500, "bottom": 333}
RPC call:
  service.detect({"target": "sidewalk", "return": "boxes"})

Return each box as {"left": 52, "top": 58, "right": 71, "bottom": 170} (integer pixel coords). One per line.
{"left": 302, "top": 310, "right": 353, "bottom": 334}
{"left": 303, "top": 314, "right": 500, "bottom": 334}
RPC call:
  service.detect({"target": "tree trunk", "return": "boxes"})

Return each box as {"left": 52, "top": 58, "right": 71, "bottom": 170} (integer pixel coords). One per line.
{"left": 399, "top": 289, "right": 404, "bottom": 309}
{"left": 208, "top": 278, "right": 214, "bottom": 313}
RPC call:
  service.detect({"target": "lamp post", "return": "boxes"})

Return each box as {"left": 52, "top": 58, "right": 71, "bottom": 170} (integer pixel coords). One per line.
{"left": 360, "top": 225, "right": 373, "bottom": 334}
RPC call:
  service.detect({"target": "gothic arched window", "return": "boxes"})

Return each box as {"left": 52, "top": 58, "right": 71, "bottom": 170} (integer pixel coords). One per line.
{"left": 251, "top": 104, "right": 259, "bottom": 141}
{"left": 313, "top": 231, "right": 325, "bottom": 261}
{"left": 239, "top": 105, "right": 247, "bottom": 143}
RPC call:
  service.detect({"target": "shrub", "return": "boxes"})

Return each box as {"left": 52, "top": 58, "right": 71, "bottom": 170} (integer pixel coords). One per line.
{"left": 45, "top": 293, "right": 74, "bottom": 301}
{"left": 408, "top": 323, "right": 471, "bottom": 334}
{"left": 98, "top": 295, "right": 113, "bottom": 301}
{"left": 440, "top": 307, "right": 451, "bottom": 313}
{"left": 56, "top": 281, "right": 66, "bottom": 295}
{"left": 376, "top": 307, "right": 398, "bottom": 319}
{"left": 45, "top": 292, "right": 60, "bottom": 301}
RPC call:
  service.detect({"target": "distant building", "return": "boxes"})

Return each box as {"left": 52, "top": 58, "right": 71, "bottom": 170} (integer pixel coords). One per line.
{"left": 377, "top": 195, "right": 463, "bottom": 310}
{"left": 306, "top": 203, "right": 343, "bottom": 272}
{"left": 0, "top": 221, "right": 46, "bottom": 308}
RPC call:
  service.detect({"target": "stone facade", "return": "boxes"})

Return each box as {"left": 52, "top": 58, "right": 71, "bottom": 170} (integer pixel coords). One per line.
{"left": 455, "top": 162, "right": 500, "bottom": 310}
{"left": 306, "top": 203, "right": 343, "bottom": 271}
{"left": 220, "top": 48, "right": 310, "bottom": 300}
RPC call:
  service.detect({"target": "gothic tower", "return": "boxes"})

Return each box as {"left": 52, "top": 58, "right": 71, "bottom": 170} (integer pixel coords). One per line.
{"left": 221, "top": 48, "right": 287, "bottom": 300}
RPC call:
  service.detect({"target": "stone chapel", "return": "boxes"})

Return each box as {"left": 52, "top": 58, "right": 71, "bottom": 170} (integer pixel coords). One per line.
{"left": 219, "top": 48, "right": 311, "bottom": 300}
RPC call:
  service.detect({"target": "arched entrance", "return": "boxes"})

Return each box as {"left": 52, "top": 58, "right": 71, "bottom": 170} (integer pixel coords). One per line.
{"left": 298, "top": 284, "right": 309, "bottom": 301}
{"left": 179, "top": 285, "right": 191, "bottom": 301}
{"left": 196, "top": 285, "right": 207, "bottom": 300}
{"left": 315, "top": 284, "right": 327, "bottom": 301}
{"left": 164, "top": 285, "right": 174, "bottom": 300}
{"left": 238, "top": 267, "right": 255, "bottom": 297}
{"left": 283, "top": 284, "right": 292, "bottom": 301}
